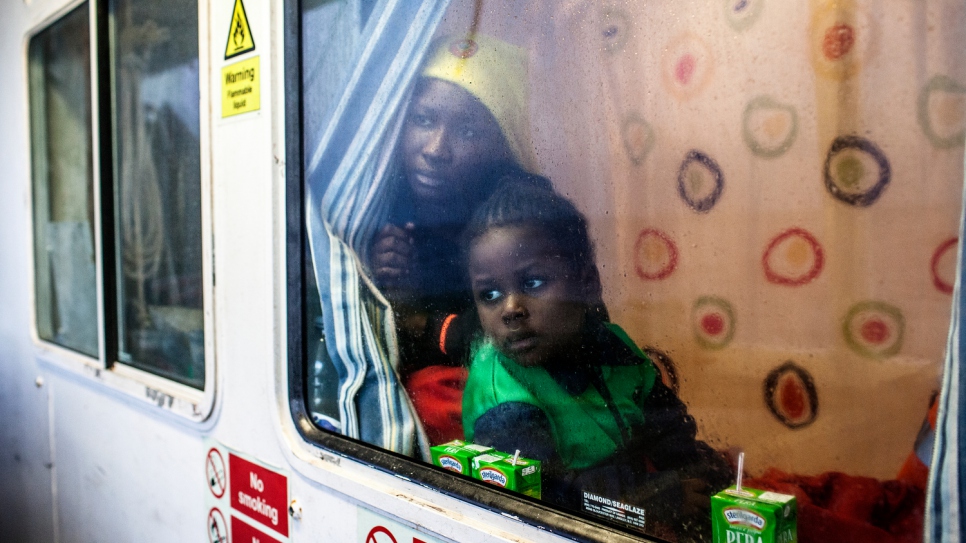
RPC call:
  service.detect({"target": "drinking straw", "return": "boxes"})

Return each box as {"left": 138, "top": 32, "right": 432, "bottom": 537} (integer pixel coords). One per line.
{"left": 736, "top": 452, "right": 745, "bottom": 491}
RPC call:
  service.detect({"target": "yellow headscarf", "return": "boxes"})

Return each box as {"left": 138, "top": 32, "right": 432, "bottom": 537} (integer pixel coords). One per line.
{"left": 420, "top": 34, "right": 539, "bottom": 173}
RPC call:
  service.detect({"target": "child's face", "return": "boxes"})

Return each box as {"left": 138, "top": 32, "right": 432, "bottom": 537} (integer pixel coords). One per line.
{"left": 469, "top": 226, "right": 588, "bottom": 367}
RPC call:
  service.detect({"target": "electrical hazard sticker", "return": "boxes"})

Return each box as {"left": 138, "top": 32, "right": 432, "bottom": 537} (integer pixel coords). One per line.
{"left": 222, "top": 56, "right": 260, "bottom": 118}
{"left": 225, "top": 0, "right": 255, "bottom": 59}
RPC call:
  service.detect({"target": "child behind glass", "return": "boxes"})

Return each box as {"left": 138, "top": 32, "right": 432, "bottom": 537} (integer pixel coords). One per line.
{"left": 461, "top": 180, "right": 732, "bottom": 539}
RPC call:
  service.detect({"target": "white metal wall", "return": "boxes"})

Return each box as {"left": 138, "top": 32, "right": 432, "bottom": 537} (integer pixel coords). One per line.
{"left": 1, "top": 0, "right": 57, "bottom": 541}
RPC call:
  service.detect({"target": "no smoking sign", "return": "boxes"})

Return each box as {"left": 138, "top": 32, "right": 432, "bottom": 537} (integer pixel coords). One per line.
{"left": 208, "top": 508, "right": 228, "bottom": 543}
{"left": 358, "top": 509, "right": 441, "bottom": 543}
{"left": 204, "top": 438, "right": 290, "bottom": 543}
{"left": 366, "top": 526, "right": 400, "bottom": 543}
{"left": 207, "top": 448, "right": 227, "bottom": 498}
{"left": 206, "top": 440, "right": 448, "bottom": 542}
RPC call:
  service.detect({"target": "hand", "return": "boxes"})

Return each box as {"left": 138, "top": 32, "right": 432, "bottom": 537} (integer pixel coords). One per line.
{"left": 372, "top": 223, "right": 415, "bottom": 292}
{"left": 680, "top": 478, "right": 711, "bottom": 516}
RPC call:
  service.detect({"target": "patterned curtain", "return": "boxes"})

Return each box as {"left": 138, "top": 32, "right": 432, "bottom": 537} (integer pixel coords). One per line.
{"left": 517, "top": 0, "right": 965, "bottom": 539}
{"left": 520, "top": 0, "right": 965, "bottom": 483}
{"left": 306, "top": 0, "right": 966, "bottom": 537}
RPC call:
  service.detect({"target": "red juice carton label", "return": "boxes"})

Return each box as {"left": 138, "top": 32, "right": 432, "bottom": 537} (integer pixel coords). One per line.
{"left": 470, "top": 452, "right": 542, "bottom": 499}
{"left": 430, "top": 440, "right": 492, "bottom": 476}
{"left": 711, "top": 486, "right": 797, "bottom": 543}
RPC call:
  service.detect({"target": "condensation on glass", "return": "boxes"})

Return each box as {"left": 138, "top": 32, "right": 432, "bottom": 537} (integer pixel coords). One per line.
{"left": 29, "top": 3, "right": 98, "bottom": 357}
{"left": 300, "top": 1, "right": 965, "bottom": 541}
{"left": 109, "top": 0, "right": 204, "bottom": 388}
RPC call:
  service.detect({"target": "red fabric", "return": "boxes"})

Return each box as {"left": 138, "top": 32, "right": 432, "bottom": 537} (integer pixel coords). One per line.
{"left": 896, "top": 453, "right": 929, "bottom": 489}
{"left": 405, "top": 365, "right": 468, "bottom": 445}
{"left": 897, "top": 394, "right": 937, "bottom": 489}
{"left": 746, "top": 469, "right": 924, "bottom": 543}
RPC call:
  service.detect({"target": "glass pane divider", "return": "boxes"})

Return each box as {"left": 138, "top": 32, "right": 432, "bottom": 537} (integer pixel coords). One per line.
{"left": 196, "top": 0, "right": 217, "bottom": 418}
{"left": 88, "top": 0, "right": 108, "bottom": 368}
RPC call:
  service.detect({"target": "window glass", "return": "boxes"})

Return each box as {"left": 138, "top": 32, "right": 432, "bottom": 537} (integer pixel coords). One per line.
{"left": 301, "top": 1, "right": 965, "bottom": 540}
{"left": 301, "top": 0, "right": 363, "bottom": 417}
{"left": 29, "top": 3, "right": 98, "bottom": 357}
{"left": 109, "top": 0, "right": 204, "bottom": 388}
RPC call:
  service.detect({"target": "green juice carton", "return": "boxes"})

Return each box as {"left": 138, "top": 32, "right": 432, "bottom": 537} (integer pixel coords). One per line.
{"left": 430, "top": 440, "right": 493, "bottom": 476}
{"left": 470, "top": 450, "right": 542, "bottom": 499}
{"left": 711, "top": 486, "right": 797, "bottom": 543}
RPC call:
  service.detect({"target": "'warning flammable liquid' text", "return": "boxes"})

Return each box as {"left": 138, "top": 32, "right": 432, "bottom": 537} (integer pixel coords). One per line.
{"left": 221, "top": 56, "right": 260, "bottom": 117}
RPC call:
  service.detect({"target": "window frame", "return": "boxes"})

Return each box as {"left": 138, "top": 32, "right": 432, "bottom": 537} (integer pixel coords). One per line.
{"left": 27, "top": 0, "right": 100, "bottom": 360}
{"left": 25, "top": 0, "right": 218, "bottom": 424}
{"left": 282, "top": 2, "right": 660, "bottom": 541}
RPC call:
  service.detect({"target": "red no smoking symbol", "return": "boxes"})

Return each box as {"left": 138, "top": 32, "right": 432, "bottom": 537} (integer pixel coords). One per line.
{"left": 365, "top": 525, "right": 428, "bottom": 543}
{"left": 206, "top": 448, "right": 227, "bottom": 498}
{"left": 366, "top": 526, "right": 398, "bottom": 543}
{"left": 208, "top": 508, "right": 228, "bottom": 543}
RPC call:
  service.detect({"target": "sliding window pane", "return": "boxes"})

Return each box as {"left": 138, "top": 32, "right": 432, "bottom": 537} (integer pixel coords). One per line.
{"left": 29, "top": 4, "right": 98, "bottom": 357}
{"left": 110, "top": 0, "right": 204, "bottom": 388}
{"left": 300, "top": 1, "right": 965, "bottom": 539}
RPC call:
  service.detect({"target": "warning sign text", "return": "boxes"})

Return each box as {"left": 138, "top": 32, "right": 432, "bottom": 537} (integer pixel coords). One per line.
{"left": 230, "top": 452, "right": 289, "bottom": 537}
{"left": 222, "top": 56, "right": 260, "bottom": 118}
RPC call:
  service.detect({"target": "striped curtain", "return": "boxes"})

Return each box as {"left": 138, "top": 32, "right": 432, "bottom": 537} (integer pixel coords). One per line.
{"left": 305, "top": 0, "right": 451, "bottom": 458}
{"left": 928, "top": 174, "right": 966, "bottom": 542}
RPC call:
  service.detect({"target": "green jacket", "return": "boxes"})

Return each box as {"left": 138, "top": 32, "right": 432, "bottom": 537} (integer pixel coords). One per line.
{"left": 462, "top": 323, "right": 657, "bottom": 470}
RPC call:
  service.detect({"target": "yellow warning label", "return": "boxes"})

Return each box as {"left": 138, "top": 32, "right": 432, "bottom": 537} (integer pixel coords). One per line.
{"left": 222, "top": 56, "right": 259, "bottom": 117}
{"left": 224, "top": 0, "right": 255, "bottom": 59}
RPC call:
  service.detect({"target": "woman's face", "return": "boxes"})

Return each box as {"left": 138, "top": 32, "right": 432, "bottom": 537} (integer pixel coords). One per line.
{"left": 402, "top": 78, "right": 513, "bottom": 207}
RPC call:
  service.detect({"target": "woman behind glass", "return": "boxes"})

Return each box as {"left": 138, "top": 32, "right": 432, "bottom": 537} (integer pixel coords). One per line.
{"left": 370, "top": 34, "right": 547, "bottom": 444}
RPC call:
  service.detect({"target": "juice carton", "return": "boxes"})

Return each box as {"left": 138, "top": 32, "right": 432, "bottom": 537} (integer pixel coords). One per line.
{"left": 470, "top": 450, "right": 542, "bottom": 499}
{"left": 711, "top": 486, "right": 797, "bottom": 543}
{"left": 430, "top": 440, "right": 493, "bottom": 476}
